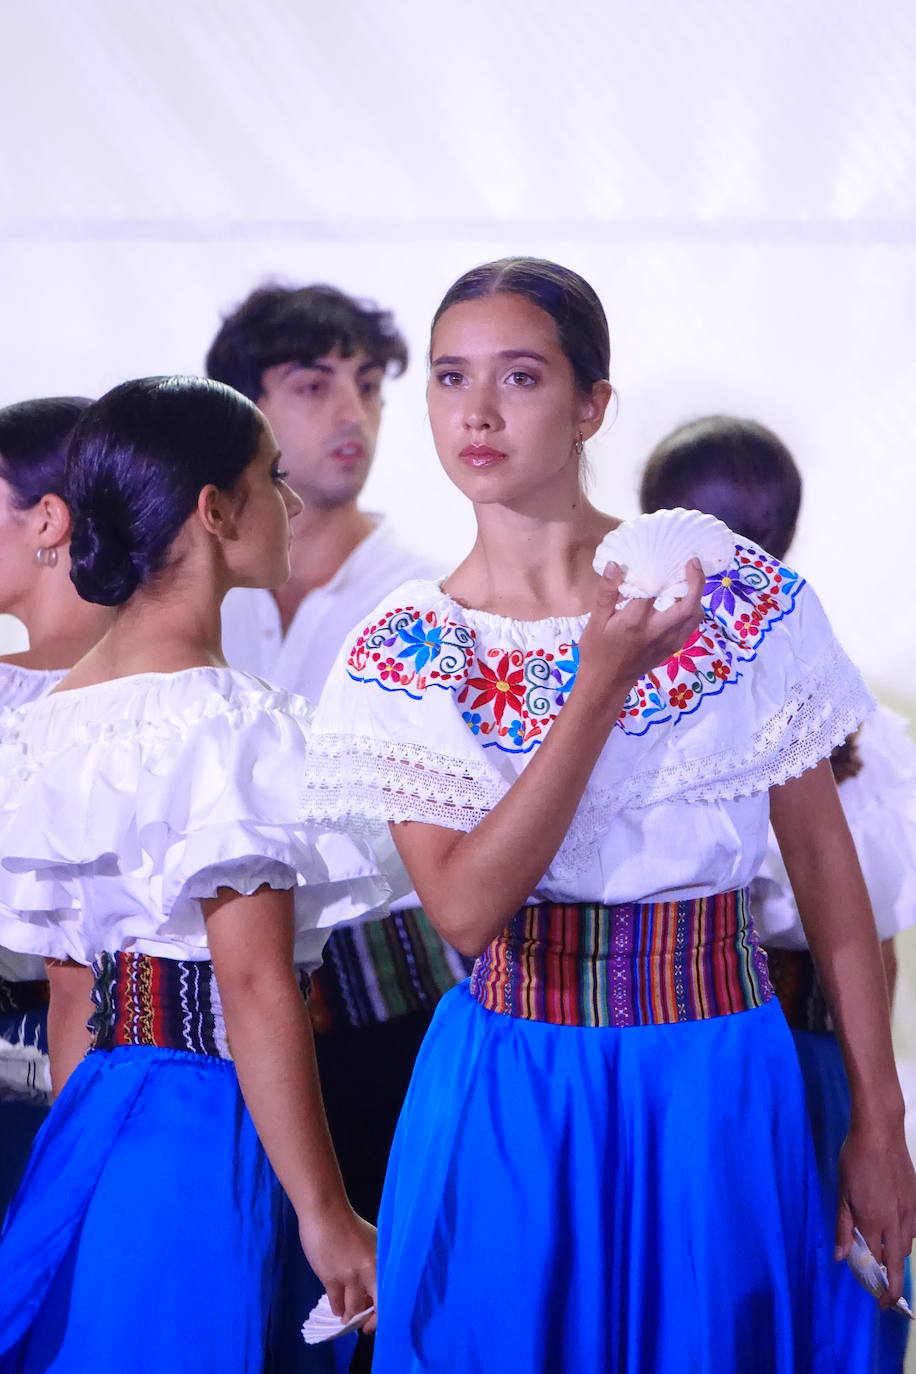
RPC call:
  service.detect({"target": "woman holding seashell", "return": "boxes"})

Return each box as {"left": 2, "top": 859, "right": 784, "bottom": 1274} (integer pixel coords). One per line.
{"left": 306, "top": 258, "right": 916, "bottom": 1372}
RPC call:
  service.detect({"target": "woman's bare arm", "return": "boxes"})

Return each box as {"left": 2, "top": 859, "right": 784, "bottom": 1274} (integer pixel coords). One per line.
{"left": 44, "top": 958, "right": 94, "bottom": 1096}
{"left": 770, "top": 761, "right": 916, "bottom": 1302}
{"left": 392, "top": 561, "right": 706, "bottom": 957}
{"left": 203, "top": 883, "right": 376, "bottom": 1328}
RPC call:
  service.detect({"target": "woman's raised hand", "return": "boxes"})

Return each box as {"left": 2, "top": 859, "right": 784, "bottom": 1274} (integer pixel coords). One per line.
{"left": 575, "top": 558, "right": 706, "bottom": 712}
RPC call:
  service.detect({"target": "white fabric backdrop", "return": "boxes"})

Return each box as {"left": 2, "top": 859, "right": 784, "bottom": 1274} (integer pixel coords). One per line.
{"left": 2, "top": 3, "right": 916, "bottom": 1288}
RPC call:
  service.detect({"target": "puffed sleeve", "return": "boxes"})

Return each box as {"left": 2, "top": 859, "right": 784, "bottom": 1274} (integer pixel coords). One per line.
{"left": 0, "top": 677, "right": 391, "bottom": 970}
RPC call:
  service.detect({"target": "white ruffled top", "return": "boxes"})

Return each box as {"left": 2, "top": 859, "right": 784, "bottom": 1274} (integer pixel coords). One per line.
{"left": 0, "top": 661, "right": 66, "bottom": 982}
{"left": 0, "top": 667, "right": 390, "bottom": 970}
{"left": 307, "top": 539, "right": 874, "bottom": 906}
{"left": 0, "top": 662, "right": 65, "bottom": 714}
{"left": 753, "top": 706, "right": 916, "bottom": 947}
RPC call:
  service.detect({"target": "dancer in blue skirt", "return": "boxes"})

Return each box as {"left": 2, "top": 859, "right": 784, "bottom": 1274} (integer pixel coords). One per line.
{"left": 307, "top": 259, "right": 916, "bottom": 1373}
{"left": 640, "top": 413, "right": 916, "bottom": 1372}
{"left": 0, "top": 377, "right": 388, "bottom": 1372}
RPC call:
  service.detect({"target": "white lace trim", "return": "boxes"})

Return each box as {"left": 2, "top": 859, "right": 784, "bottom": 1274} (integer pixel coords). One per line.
{"left": 302, "top": 640, "right": 874, "bottom": 846}
{"left": 300, "top": 737, "right": 506, "bottom": 830}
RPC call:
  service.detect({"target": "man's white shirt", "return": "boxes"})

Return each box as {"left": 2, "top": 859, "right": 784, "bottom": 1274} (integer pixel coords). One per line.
{"left": 221, "top": 516, "right": 440, "bottom": 700}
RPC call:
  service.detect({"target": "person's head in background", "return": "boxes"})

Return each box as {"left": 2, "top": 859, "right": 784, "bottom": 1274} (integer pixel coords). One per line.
{"left": 639, "top": 415, "right": 802, "bottom": 562}
{"left": 0, "top": 396, "right": 110, "bottom": 667}
{"left": 205, "top": 284, "right": 408, "bottom": 514}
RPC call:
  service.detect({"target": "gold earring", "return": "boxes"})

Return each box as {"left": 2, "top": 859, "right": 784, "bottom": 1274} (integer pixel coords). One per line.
{"left": 35, "top": 547, "right": 59, "bottom": 568}
{"left": 574, "top": 433, "right": 584, "bottom": 457}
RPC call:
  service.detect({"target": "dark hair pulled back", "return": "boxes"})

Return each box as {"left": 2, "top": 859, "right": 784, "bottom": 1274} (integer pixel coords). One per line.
{"left": 431, "top": 257, "right": 610, "bottom": 393}
{"left": 0, "top": 397, "right": 92, "bottom": 508}
{"left": 640, "top": 415, "right": 802, "bottom": 561}
{"left": 66, "top": 376, "right": 263, "bottom": 606}
{"left": 206, "top": 283, "right": 409, "bottom": 400}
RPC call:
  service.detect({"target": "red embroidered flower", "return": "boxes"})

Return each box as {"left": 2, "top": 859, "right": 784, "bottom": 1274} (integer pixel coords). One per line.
{"left": 378, "top": 657, "right": 406, "bottom": 683}
{"left": 466, "top": 652, "right": 526, "bottom": 725}
{"left": 669, "top": 683, "right": 694, "bottom": 709}
{"left": 755, "top": 593, "right": 779, "bottom": 617}
{"left": 711, "top": 659, "right": 730, "bottom": 680}
{"left": 733, "top": 614, "right": 759, "bottom": 640}
{"left": 664, "top": 633, "right": 713, "bottom": 682}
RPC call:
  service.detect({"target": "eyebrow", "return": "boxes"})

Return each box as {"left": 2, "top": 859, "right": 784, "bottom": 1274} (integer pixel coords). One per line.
{"left": 431, "top": 349, "right": 550, "bottom": 367}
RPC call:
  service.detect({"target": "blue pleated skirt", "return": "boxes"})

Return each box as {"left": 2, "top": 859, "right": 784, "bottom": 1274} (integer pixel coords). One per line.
{"left": 0, "top": 1045, "right": 331, "bottom": 1374}
{"left": 792, "top": 1030, "right": 910, "bottom": 1373}
{"left": 372, "top": 983, "right": 836, "bottom": 1374}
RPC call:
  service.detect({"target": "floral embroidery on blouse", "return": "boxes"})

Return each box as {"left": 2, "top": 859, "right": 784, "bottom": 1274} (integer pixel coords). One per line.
{"left": 345, "top": 545, "right": 803, "bottom": 752}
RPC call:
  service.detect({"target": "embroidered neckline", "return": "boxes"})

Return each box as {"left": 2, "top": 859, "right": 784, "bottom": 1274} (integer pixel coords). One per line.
{"left": 345, "top": 544, "right": 804, "bottom": 754}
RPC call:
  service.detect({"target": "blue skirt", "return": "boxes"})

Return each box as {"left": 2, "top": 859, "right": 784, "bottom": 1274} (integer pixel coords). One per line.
{"left": 792, "top": 1031, "right": 910, "bottom": 1373}
{"left": 372, "top": 984, "right": 836, "bottom": 1373}
{"left": 0, "top": 1045, "right": 332, "bottom": 1374}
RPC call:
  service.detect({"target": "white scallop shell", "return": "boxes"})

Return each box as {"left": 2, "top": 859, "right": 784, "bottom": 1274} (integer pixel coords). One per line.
{"left": 847, "top": 1229, "right": 915, "bottom": 1318}
{"left": 301, "top": 1292, "right": 376, "bottom": 1344}
{"left": 592, "top": 508, "right": 735, "bottom": 612}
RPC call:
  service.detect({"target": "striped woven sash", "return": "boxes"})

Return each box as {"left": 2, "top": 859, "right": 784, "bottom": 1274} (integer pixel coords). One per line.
{"left": 89, "top": 951, "right": 311, "bottom": 1059}
{"left": 470, "top": 890, "right": 773, "bottom": 1027}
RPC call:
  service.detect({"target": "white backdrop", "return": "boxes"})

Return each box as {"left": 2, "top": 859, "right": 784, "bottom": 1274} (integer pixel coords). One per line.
{"left": 3, "top": 1, "right": 916, "bottom": 1288}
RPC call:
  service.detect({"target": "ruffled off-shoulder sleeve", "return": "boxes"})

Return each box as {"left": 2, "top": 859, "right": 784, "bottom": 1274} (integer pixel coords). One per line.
{"left": 0, "top": 676, "right": 390, "bottom": 969}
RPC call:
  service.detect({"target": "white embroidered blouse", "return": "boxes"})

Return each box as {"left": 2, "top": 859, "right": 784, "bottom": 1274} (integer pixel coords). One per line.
{"left": 307, "top": 540, "right": 874, "bottom": 907}
{"left": 0, "top": 668, "right": 391, "bottom": 969}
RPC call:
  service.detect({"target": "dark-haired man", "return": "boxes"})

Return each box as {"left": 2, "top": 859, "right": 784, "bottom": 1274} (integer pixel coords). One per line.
{"left": 209, "top": 283, "right": 464, "bottom": 1373}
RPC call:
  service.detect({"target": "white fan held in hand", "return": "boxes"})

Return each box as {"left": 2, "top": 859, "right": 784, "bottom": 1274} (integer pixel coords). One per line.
{"left": 301, "top": 1292, "right": 376, "bottom": 1344}
{"left": 846, "top": 1229, "right": 914, "bottom": 1319}
{"left": 592, "top": 509, "right": 735, "bottom": 612}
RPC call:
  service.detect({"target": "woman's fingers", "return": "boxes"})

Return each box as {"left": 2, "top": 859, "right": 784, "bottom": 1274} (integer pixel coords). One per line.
{"left": 594, "top": 561, "right": 623, "bottom": 624}
{"left": 834, "top": 1196, "right": 855, "bottom": 1260}
{"left": 325, "top": 1279, "right": 345, "bottom": 1319}
{"left": 343, "top": 1277, "right": 374, "bottom": 1323}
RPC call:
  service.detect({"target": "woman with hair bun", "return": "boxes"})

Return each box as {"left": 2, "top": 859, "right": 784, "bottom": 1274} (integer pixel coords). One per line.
{"left": 0, "top": 376, "right": 386, "bottom": 1372}
{"left": 306, "top": 259, "right": 916, "bottom": 1371}
{"left": 0, "top": 395, "right": 101, "bottom": 1213}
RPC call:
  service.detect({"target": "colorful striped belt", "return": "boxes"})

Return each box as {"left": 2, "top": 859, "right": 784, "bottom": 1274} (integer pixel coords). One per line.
{"left": 763, "top": 947, "right": 832, "bottom": 1034}
{"left": 308, "top": 907, "right": 470, "bottom": 1034}
{"left": 470, "top": 890, "right": 773, "bottom": 1027}
{"left": 89, "top": 951, "right": 311, "bottom": 1059}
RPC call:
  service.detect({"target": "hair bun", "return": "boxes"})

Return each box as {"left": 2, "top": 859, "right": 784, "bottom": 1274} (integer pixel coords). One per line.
{"left": 69, "top": 509, "right": 142, "bottom": 606}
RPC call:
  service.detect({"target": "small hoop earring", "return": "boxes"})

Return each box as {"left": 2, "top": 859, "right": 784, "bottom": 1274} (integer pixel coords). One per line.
{"left": 35, "top": 547, "right": 59, "bottom": 568}
{"left": 574, "top": 433, "right": 584, "bottom": 458}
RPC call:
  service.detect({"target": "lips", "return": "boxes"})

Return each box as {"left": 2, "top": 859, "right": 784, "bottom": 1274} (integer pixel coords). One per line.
{"left": 459, "top": 444, "right": 508, "bottom": 468}
{"left": 329, "top": 440, "right": 366, "bottom": 461}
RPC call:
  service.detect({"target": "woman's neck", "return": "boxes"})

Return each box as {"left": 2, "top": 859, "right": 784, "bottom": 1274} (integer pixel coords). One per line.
{"left": 445, "top": 497, "right": 619, "bottom": 621}
{"left": 3, "top": 575, "right": 113, "bottom": 671}
{"left": 53, "top": 570, "right": 227, "bottom": 689}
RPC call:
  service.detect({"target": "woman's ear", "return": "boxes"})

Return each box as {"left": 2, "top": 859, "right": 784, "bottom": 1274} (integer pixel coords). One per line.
{"left": 34, "top": 493, "right": 72, "bottom": 552}
{"left": 196, "top": 484, "right": 240, "bottom": 541}
{"left": 578, "top": 380, "right": 614, "bottom": 441}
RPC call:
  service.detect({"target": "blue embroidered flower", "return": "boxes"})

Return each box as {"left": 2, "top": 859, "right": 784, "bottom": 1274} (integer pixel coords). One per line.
{"left": 507, "top": 719, "right": 526, "bottom": 745}
{"left": 462, "top": 711, "right": 483, "bottom": 734}
{"left": 397, "top": 618, "right": 445, "bottom": 670}
{"left": 552, "top": 642, "right": 580, "bottom": 705}
{"left": 705, "top": 570, "right": 755, "bottom": 617}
